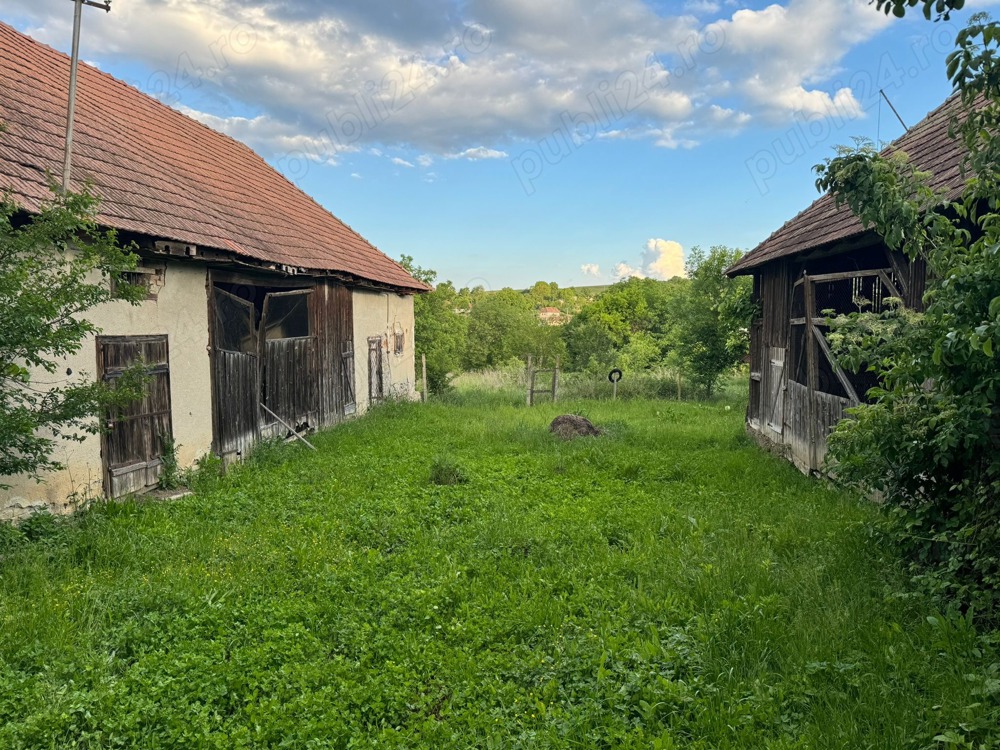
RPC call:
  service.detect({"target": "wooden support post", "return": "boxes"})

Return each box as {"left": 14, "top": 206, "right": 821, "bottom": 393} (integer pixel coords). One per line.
{"left": 526, "top": 355, "right": 534, "bottom": 406}
{"left": 421, "top": 353, "right": 427, "bottom": 403}
{"left": 551, "top": 357, "right": 559, "bottom": 403}
{"left": 812, "top": 325, "right": 860, "bottom": 405}
{"left": 803, "top": 274, "right": 818, "bottom": 472}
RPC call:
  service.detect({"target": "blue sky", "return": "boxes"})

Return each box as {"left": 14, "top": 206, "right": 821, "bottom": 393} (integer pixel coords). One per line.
{"left": 4, "top": 0, "right": 990, "bottom": 289}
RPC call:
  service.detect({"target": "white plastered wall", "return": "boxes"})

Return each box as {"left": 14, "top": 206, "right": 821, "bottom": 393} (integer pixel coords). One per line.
{"left": 351, "top": 289, "right": 416, "bottom": 414}
{"left": 1, "top": 261, "right": 213, "bottom": 520}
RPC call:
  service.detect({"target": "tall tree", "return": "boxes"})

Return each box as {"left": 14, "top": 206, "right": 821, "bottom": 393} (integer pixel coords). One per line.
{"left": 399, "top": 255, "right": 468, "bottom": 392}
{"left": 463, "top": 289, "right": 549, "bottom": 370}
{"left": 673, "top": 246, "right": 754, "bottom": 398}
{"left": 0, "top": 189, "right": 145, "bottom": 484}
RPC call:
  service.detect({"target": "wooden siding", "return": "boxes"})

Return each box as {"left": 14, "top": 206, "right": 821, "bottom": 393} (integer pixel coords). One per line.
{"left": 785, "top": 381, "right": 851, "bottom": 473}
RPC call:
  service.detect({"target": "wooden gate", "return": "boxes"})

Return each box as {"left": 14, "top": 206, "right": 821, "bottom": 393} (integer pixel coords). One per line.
{"left": 210, "top": 287, "right": 260, "bottom": 461}
{"left": 368, "top": 336, "right": 384, "bottom": 403}
{"left": 98, "top": 336, "right": 173, "bottom": 498}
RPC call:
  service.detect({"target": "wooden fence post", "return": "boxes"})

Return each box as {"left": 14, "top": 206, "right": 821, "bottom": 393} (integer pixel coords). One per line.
{"left": 421, "top": 353, "right": 427, "bottom": 403}
{"left": 526, "top": 355, "right": 534, "bottom": 406}
{"left": 551, "top": 357, "right": 560, "bottom": 402}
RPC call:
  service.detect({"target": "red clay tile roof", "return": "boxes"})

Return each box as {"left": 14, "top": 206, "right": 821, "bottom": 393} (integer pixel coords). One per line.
{"left": 728, "top": 93, "right": 968, "bottom": 276}
{"left": 0, "top": 22, "right": 428, "bottom": 293}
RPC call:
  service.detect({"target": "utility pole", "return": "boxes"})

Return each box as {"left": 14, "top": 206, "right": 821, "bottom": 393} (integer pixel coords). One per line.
{"left": 62, "top": 0, "right": 112, "bottom": 193}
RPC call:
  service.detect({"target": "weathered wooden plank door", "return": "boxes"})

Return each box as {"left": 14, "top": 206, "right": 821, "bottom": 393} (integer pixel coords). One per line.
{"left": 260, "top": 289, "right": 316, "bottom": 433}
{"left": 98, "top": 336, "right": 173, "bottom": 498}
{"left": 367, "top": 336, "right": 384, "bottom": 404}
{"left": 765, "top": 346, "right": 786, "bottom": 437}
{"left": 341, "top": 340, "right": 357, "bottom": 416}
{"left": 210, "top": 287, "right": 260, "bottom": 461}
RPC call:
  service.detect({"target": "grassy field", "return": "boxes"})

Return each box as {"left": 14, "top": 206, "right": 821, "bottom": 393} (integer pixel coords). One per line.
{"left": 1, "top": 392, "right": 997, "bottom": 749}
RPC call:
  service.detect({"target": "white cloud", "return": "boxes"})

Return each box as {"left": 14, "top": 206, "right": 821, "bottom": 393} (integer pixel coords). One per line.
{"left": 580, "top": 263, "right": 601, "bottom": 277}
{"left": 13, "top": 0, "right": 895, "bottom": 164}
{"left": 642, "top": 238, "right": 686, "bottom": 279}
{"left": 416, "top": 154, "right": 434, "bottom": 167}
{"left": 614, "top": 261, "right": 645, "bottom": 280}
{"left": 391, "top": 157, "right": 415, "bottom": 167}
{"left": 447, "top": 146, "right": 509, "bottom": 160}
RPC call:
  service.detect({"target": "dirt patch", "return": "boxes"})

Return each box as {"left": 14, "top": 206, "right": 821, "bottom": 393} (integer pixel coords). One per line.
{"left": 549, "top": 414, "right": 602, "bottom": 439}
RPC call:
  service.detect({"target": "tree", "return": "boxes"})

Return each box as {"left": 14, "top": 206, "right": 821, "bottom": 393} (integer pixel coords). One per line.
{"left": 817, "top": 14, "right": 1000, "bottom": 606}
{"left": 0, "top": 189, "right": 145, "bottom": 485}
{"left": 399, "top": 255, "right": 468, "bottom": 393}
{"left": 673, "top": 246, "right": 754, "bottom": 398}
{"left": 463, "top": 289, "right": 548, "bottom": 370}
{"left": 562, "top": 276, "right": 686, "bottom": 373}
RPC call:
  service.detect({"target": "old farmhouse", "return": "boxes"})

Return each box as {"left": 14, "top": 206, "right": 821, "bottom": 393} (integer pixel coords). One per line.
{"left": 728, "top": 94, "right": 968, "bottom": 474}
{"left": 0, "top": 23, "right": 428, "bottom": 519}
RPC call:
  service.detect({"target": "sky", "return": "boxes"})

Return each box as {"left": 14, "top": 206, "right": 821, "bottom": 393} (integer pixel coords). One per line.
{"left": 2, "top": 0, "right": 993, "bottom": 290}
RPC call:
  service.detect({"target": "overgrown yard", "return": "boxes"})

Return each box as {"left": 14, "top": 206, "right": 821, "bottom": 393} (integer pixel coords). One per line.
{"left": 1, "top": 393, "right": 997, "bottom": 749}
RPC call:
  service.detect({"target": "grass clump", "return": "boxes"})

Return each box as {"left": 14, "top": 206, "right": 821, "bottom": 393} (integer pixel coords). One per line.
{"left": 429, "top": 455, "right": 469, "bottom": 486}
{"left": 0, "top": 392, "right": 996, "bottom": 749}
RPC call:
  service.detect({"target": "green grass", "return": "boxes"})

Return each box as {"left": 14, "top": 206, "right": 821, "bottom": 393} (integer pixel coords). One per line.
{"left": 1, "top": 394, "right": 997, "bottom": 749}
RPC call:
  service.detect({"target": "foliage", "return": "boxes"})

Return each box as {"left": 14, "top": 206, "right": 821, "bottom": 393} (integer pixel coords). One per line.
{"left": 673, "top": 246, "right": 755, "bottom": 398}
{"left": 817, "top": 14, "right": 1000, "bottom": 612}
{"left": 0, "top": 396, "right": 996, "bottom": 748}
{"left": 463, "top": 288, "right": 558, "bottom": 370}
{"left": 873, "top": 0, "right": 964, "bottom": 21}
{"left": 400, "top": 255, "right": 469, "bottom": 393}
{"left": 0, "top": 189, "right": 146, "bottom": 486}
{"left": 562, "top": 276, "right": 687, "bottom": 374}
{"left": 157, "top": 433, "right": 182, "bottom": 491}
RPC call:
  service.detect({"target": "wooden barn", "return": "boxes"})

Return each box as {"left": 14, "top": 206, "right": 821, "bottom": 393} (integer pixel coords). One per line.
{"left": 0, "top": 23, "right": 428, "bottom": 519}
{"left": 727, "top": 94, "right": 968, "bottom": 474}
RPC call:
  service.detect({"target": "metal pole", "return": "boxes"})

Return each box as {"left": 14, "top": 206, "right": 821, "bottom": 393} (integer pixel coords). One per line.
{"left": 61, "top": 0, "right": 111, "bottom": 193}
{"left": 62, "top": 0, "right": 84, "bottom": 193}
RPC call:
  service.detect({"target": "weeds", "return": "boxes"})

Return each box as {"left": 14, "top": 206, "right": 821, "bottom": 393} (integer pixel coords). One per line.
{"left": 157, "top": 432, "right": 182, "bottom": 490}
{"left": 0, "top": 394, "right": 995, "bottom": 749}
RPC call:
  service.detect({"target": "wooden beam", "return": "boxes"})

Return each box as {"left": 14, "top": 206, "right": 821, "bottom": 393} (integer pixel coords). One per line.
{"left": 811, "top": 324, "right": 860, "bottom": 406}
{"left": 878, "top": 269, "right": 903, "bottom": 300}
{"left": 804, "top": 275, "right": 818, "bottom": 472}
{"left": 885, "top": 250, "right": 911, "bottom": 298}
{"left": 805, "top": 269, "right": 884, "bottom": 284}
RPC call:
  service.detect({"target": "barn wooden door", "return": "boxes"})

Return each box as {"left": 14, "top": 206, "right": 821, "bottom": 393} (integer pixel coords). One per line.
{"left": 260, "top": 289, "right": 316, "bottom": 433}
{"left": 367, "top": 336, "right": 384, "bottom": 404}
{"left": 341, "top": 340, "right": 357, "bottom": 416}
{"left": 210, "top": 287, "right": 260, "bottom": 461}
{"left": 98, "top": 336, "right": 173, "bottom": 498}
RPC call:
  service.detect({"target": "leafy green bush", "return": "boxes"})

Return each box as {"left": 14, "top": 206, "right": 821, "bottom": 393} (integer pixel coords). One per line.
{"left": 820, "top": 15, "right": 1000, "bottom": 615}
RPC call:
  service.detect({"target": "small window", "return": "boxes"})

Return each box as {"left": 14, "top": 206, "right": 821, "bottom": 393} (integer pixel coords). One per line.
{"left": 113, "top": 266, "right": 164, "bottom": 300}
{"left": 262, "top": 292, "right": 310, "bottom": 341}
{"left": 394, "top": 329, "right": 404, "bottom": 355}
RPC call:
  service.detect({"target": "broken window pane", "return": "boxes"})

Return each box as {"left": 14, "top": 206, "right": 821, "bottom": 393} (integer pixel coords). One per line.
{"left": 262, "top": 291, "right": 310, "bottom": 341}
{"left": 214, "top": 287, "right": 256, "bottom": 352}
